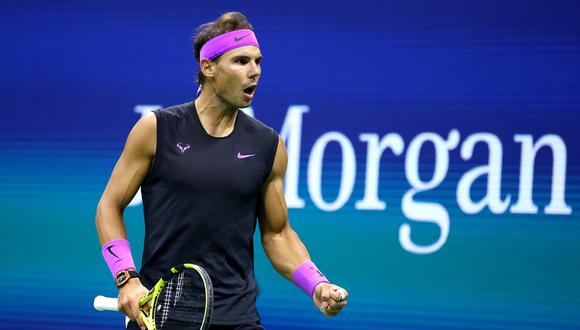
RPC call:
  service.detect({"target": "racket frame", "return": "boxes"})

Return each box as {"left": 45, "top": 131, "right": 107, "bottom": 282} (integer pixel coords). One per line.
{"left": 138, "top": 263, "right": 213, "bottom": 330}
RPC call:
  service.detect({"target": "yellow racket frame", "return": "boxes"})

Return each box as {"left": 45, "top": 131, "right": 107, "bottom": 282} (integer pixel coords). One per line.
{"left": 138, "top": 263, "right": 213, "bottom": 330}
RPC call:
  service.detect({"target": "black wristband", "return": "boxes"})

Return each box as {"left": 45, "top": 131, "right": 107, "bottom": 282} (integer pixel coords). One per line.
{"left": 115, "top": 269, "right": 140, "bottom": 288}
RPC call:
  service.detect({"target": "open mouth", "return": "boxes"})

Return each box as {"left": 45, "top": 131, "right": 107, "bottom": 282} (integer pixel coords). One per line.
{"left": 243, "top": 85, "right": 257, "bottom": 97}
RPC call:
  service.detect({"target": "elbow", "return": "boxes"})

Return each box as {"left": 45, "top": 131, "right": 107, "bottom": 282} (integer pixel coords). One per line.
{"left": 261, "top": 225, "right": 295, "bottom": 247}
{"left": 95, "top": 197, "right": 120, "bottom": 227}
{"left": 95, "top": 198, "right": 108, "bottom": 229}
{"left": 260, "top": 231, "right": 277, "bottom": 249}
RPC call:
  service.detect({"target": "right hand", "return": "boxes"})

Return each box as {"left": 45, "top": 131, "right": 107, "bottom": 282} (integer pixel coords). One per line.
{"left": 117, "top": 278, "right": 149, "bottom": 330}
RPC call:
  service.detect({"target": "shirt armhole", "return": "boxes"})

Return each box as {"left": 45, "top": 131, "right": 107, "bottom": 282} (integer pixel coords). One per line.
{"left": 143, "top": 109, "right": 162, "bottom": 184}
{"left": 264, "top": 128, "right": 279, "bottom": 179}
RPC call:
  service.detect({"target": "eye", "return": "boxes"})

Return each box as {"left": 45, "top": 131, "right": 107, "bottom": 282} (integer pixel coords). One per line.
{"left": 235, "top": 58, "right": 249, "bottom": 65}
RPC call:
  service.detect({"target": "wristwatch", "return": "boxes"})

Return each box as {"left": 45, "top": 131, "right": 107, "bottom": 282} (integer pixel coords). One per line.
{"left": 115, "top": 269, "right": 140, "bottom": 288}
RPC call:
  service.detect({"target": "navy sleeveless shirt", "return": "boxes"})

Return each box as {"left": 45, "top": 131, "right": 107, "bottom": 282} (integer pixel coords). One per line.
{"left": 139, "top": 101, "right": 278, "bottom": 324}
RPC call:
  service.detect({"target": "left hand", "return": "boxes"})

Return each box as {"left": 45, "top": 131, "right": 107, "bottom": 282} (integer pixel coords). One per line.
{"left": 313, "top": 283, "right": 348, "bottom": 317}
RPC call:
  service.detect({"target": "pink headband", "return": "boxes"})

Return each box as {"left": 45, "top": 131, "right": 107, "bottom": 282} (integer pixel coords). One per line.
{"left": 200, "top": 29, "right": 259, "bottom": 62}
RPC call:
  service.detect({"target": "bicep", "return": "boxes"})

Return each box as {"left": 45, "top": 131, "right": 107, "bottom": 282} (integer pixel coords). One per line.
{"left": 258, "top": 136, "right": 289, "bottom": 237}
{"left": 100, "top": 113, "right": 157, "bottom": 209}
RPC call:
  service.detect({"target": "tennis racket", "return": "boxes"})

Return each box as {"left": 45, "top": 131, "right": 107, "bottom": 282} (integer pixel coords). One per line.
{"left": 94, "top": 263, "right": 213, "bottom": 330}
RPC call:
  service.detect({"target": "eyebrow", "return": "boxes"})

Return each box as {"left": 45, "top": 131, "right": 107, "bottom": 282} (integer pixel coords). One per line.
{"left": 232, "top": 55, "right": 263, "bottom": 62}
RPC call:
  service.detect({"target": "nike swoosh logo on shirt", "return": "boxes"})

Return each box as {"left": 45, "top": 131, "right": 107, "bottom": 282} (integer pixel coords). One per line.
{"left": 237, "top": 152, "right": 255, "bottom": 159}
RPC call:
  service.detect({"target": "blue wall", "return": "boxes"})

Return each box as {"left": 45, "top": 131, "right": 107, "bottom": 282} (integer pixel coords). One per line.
{"left": 0, "top": 1, "right": 579, "bottom": 329}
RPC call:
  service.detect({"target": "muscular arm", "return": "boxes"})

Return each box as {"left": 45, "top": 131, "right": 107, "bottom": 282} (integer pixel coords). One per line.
{"left": 96, "top": 113, "right": 156, "bottom": 244}
{"left": 258, "top": 137, "right": 310, "bottom": 280}
{"left": 95, "top": 113, "right": 156, "bottom": 327}
{"left": 259, "top": 136, "right": 348, "bottom": 317}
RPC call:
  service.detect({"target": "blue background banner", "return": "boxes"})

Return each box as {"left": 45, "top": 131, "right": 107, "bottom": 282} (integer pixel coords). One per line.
{"left": 1, "top": 1, "right": 579, "bottom": 329}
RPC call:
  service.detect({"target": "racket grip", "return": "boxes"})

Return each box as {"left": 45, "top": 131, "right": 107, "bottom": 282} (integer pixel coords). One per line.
{"left": 93, "top": 295, "right": 119, "bottom": 311}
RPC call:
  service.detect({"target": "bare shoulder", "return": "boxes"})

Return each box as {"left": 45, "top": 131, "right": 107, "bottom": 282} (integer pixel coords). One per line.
{"left": 269, "top": 135, "right": 287, "bottom": 179}
{"left": 124, "top": 112, "right": 157, "bottom": 159}
{"left": 98, "top": 112, "right": 157, "bottom": 211}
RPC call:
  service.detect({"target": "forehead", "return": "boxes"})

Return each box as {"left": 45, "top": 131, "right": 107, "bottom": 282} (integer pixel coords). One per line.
{"left": 221, "top": 46, "right": 262, "bottom": 59}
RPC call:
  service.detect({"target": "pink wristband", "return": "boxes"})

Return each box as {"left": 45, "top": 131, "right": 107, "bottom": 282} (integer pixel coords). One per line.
{"left": 292, "top": 260, "right": 329, "bottom": 297}
{"left": 102, "top": 239, "right": 136, "bottom": 278}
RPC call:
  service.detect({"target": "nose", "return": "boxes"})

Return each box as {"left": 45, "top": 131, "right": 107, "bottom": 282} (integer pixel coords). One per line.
{"left": 248, "top": 61, "right": 260, "bottom": 80}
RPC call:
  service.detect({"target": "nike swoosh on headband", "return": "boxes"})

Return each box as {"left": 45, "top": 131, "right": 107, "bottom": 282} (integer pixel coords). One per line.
{"left": 234, "top": 34, "right": 250, "bottom": 42}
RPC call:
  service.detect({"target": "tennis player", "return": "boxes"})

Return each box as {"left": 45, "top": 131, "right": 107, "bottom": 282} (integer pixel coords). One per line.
{"left": 96, "top": 12, "right": 348, "bottom": 329}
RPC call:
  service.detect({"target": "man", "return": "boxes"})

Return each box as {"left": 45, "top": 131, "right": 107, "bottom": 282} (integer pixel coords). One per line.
{"left": 96, "top": 12, "right": 348, "bottom": 329}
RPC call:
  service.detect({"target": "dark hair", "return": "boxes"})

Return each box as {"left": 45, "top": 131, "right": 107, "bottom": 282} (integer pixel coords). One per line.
{"left": 193, "top": 12, "right": 254, "bottom": 85}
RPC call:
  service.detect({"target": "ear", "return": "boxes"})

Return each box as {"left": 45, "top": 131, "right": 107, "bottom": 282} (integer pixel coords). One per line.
{"left": 200, "top": 59, "right": 216, "bottom": 78}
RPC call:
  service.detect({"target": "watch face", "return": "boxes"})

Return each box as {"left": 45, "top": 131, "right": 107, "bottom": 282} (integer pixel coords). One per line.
{"left": 117, "top": 273, "right": 127, "bottom": 284}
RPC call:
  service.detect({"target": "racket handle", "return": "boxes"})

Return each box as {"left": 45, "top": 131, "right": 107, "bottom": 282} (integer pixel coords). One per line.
{"left": 93, "top": 295, "right": 119, "bottom": 311}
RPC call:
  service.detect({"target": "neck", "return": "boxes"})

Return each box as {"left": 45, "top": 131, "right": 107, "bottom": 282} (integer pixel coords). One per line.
{"left": 194, "top": 87, "right": 238, "bottom": 138}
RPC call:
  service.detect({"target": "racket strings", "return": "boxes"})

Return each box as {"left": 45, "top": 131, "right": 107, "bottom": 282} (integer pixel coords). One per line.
{"left": 160, "top": 279, "right": 174, "bottom": 326}
{"left": 174, "top": 272, "right": 184, "bottom": 306}
{"left": 155, "top": 270, "right": 208, "bottom": 329}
